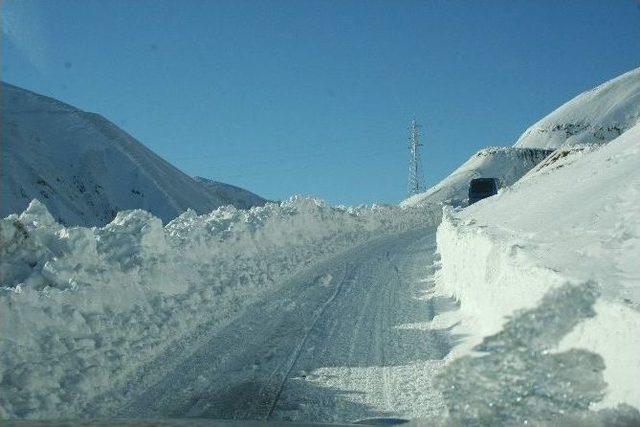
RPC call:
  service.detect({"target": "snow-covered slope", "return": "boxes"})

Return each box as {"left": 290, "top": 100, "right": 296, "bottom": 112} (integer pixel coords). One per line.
{"left": 1, "top": 82, "right": 266, "bottom": 226}
{"left": 515, "top": 67, "right": 640, "bottom": 149}
{"left": 403, "top": 67, "right": 640, "bottom": 209}
{"left": 401, "top": 147, "right": 551, "bottom": 208}
{"left": 193, "top": 176, "right": 269, "bottom": 209}
{"left": 434, "top": 123, "right": 640, "bottom": 422}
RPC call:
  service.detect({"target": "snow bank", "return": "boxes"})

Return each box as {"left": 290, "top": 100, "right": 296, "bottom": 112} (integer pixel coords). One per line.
{"left": 434, "top": 123, "right": 640, "bottom": 423}
{"left": 436, "top": 208, "right": 567, "bottom": 340}
{"left": 515, "top": 67, "right": 640, "bottom": 149}
{"left": 0, "top": 197, "right": 438, "bottom": 419}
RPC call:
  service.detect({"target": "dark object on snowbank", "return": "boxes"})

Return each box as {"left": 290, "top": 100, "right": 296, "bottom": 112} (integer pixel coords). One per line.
{"left": 468, "top": 178, "right": 498, "bottom": 205}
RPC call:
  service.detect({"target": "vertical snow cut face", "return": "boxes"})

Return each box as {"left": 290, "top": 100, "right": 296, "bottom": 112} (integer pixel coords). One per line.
{"left": 0, "top": 197, "right": 438, "bottom": 419}
{"left": 434, "top": 123, "right": 640, "bottom": 423}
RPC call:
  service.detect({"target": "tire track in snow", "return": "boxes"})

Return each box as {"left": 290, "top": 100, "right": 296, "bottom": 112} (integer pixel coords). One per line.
{"left": 113, "top": 228, "right": 448, "bottom": 422}
{"left": 257, "top": 265, "right": 357, "bottom": 419}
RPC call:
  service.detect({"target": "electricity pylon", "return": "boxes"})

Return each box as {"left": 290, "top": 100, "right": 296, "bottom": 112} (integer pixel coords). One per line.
{"left": 407, "top": 118, "right": 423, "bottom": 196}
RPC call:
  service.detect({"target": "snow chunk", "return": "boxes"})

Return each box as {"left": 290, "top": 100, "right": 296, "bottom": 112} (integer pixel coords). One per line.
{"left": 19, "top": 199, "right": 60, "bottom": 230}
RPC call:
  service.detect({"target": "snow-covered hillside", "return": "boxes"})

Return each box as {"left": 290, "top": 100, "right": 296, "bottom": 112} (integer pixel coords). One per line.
{"left": 403, "top": 68, "right": 640, "bottom": 209}
{"left": 401, "top": 147, "right": 551, "bottom": 208}
{"left": 434, "top": 123, "right": 640, "bottom": 423}
{"left": 193, "top": 176, "right": 271, "bottom": 209}
{"left": 515, "top": 67, "right": 640, "bottom": 149}
{"left": 1, "top": 82, "right": 266, "bottom": 226}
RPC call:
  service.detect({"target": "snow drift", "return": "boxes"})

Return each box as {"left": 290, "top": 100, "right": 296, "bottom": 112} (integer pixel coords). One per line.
{"left": 434, "top": 123, "right": 640, "bottom": 423}
{"left": 515, "top": 67, "right": 640, "bottom": 149}
{"left": 0, "top": 81, "right": 266, "bottom": 227}
{"left": 0, "top": 197, "right": 438, "bottom": 419}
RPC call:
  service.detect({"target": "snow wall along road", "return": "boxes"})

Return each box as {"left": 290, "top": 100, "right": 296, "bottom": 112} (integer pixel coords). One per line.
{"left": 433, "top": 125, "right": 640, "bottom": 425}
{"left": 0, "top": 197, "right": 439, "bottom": 419}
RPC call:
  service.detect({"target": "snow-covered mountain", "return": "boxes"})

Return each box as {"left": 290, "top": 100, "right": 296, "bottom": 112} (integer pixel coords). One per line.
{"left": 1, "top": 82, "right": 267, "bottom": 226}
{"left": 402, "top": 67, "right": 640, "bottom": 208}
{"left": 193, "top": 176, "right": 271, "bottom": 210}
{"left": 515, "top": 67, "right": 640, "bottom": 149}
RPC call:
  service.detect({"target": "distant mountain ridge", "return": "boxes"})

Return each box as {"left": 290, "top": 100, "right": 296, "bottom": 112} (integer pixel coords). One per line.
{"left": 1, "top": 81, "right": 267, "bottom": 226}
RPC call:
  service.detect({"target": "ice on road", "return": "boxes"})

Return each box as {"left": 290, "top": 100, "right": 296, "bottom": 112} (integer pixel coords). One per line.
{"left": 114, "top": 229, "right": 455, "bottom": 423}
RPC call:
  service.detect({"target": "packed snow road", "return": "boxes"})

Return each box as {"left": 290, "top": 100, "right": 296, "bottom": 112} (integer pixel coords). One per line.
{"left": 111, "top": 228, "right": 456, "bottom": 423}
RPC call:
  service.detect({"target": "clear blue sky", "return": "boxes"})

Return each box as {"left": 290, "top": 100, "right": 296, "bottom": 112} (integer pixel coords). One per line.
{"left": 2, "top": 0, "right": 639, "bottom": 205}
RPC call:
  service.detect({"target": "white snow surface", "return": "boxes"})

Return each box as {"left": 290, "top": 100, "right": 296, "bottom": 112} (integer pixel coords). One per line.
{"left": 401, "top": 147, "right": 551, "bottom": 208}
{"left": 435, "top": 122, "right": 640, "bottom": 420}
{"left": 515, "top": 67, "right": 640, "bottom": 149}
{"left": 1, "top": 81, "right": 266, "bottom": 227}
{"left": 0, "top": 197, "right": 439, "bottom": 419}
